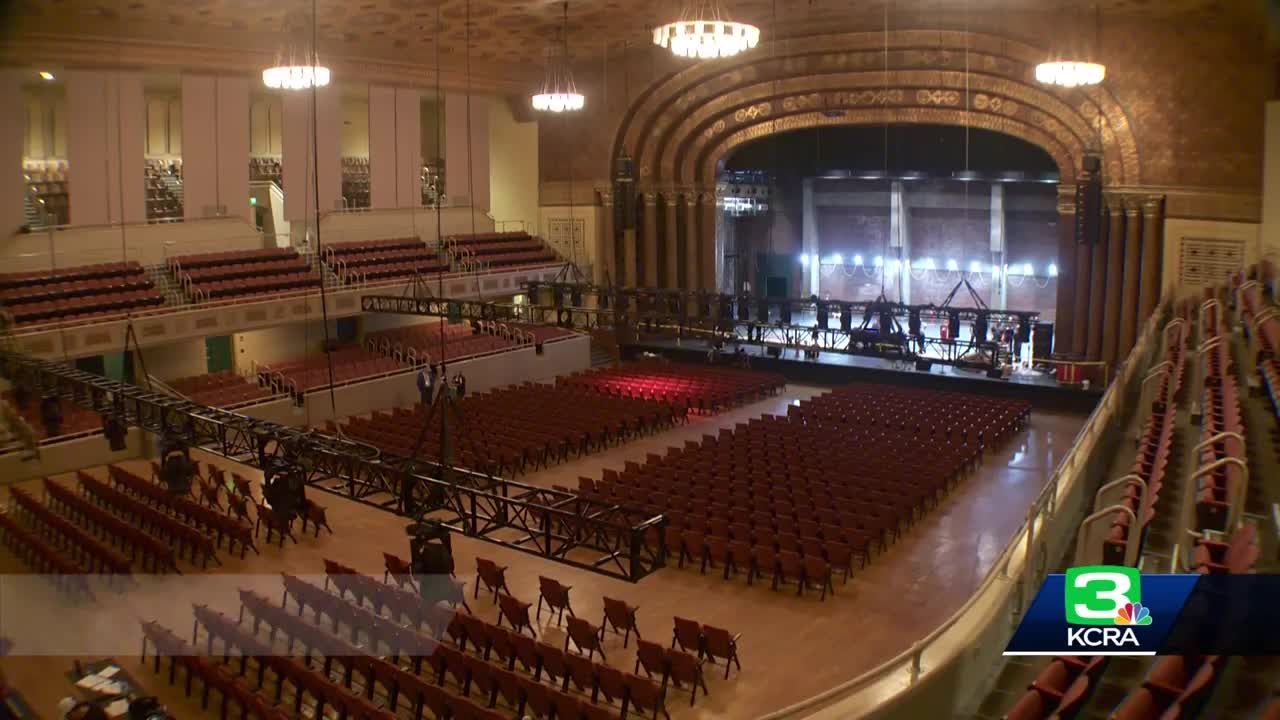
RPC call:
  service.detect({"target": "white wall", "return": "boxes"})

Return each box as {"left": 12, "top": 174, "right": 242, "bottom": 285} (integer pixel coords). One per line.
{"left": 140, "top": 337, "right": 210, "bottom": 381}
{"left": 0, "top": 427, "right": 144, "bottom": 485}
{"left": 0, "top": 216, "right": 262, "bottom": 272}
{"left": 319, "top": 206, "right": 495, "bottom": 245}
{"left": 341, "top": 95, "right": 369, "bottom": 158}
{"left": 489, "top": 100, "right": 539, "bottom": 234}
{"left": 538, "top": 204, "right": 598, "bottom": 269}
{"left": 283, "top": 89, "right": 341, "bottom": 220}
{"left": 369, "top": 86, "right": 422, "bottom": 210}
{"left": 66, "top": 70, "right": 146, "bottom": 226}
{"left": 444, "top": 92, "right": 490, "bottom": 212}
{"left": 183, "top": 75, "right": 251, "bottom": 222}
{"left": 249, "top": 96, "right": 283, "bottom": 156}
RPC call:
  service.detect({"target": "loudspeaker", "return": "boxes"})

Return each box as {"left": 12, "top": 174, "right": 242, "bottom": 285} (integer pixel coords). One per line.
{"left": 766, "top": 346, "right": 781, "bottom": 358}
{"left": 1033, "top": 322, "right": 1054, "bottom": 357}
{"left": 1082, "top": 155, "right": 1102, "bottom": 173}
{"left": 915, "top": 359, "right": 933, "bottom": 372}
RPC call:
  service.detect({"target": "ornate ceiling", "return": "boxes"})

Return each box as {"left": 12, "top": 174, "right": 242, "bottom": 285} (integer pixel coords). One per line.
{"left": 6, "top": 0, "right": 1267, "bottom": 74}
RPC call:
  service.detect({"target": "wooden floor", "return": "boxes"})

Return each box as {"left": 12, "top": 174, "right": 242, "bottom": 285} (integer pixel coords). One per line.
{"left": 0, "top": 384, "right": 1086, "bottom": 720}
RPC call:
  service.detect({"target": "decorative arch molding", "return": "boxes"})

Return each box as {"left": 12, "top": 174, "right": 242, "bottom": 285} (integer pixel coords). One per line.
{"left": 614, "top": 29, "right": 1141, "bottom": 188}
{"left": 701, "top": 108, "right": 1079, "bottom": 184}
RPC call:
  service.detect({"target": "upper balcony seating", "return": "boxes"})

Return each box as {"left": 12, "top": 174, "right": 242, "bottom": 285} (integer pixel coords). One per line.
{"left": 2, "top": 391, "right": 104, "bottom": 441}
{"left": 557, "top": 362, "right": 785, "bottom": 414}
{"left": 0, "top": 262, "right": 164, "bottom": 326}
{"left": 168, "top": 371, "right": 274, "bottom": 408}
{"left": 323, "top": 237, "right": 450, "bottom": 283}
{"left": 448, "top": 231, "right": 560, "bottom": 269}
{"left": 259, "top": 346, "right": 407, "bottom": 394}
{"left": 169, "top": 248, "right": 320, "bottom": 301}
{"left": 1193, "top": 297, "right": 1246, "bottom": 534}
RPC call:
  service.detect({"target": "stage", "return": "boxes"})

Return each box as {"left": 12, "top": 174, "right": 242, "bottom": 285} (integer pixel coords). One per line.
{"left": 625, "top": 336, "right": 1102, "bottom": 414}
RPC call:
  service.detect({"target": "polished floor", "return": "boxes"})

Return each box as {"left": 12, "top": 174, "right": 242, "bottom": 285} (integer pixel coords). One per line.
{"left": 0, "top": 384, "right": 1086, "bottom": 720}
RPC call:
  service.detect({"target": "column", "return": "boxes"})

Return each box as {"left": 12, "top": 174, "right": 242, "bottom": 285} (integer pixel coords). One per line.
{"left": 641, "top": 190, "right": 658, "bottom": 287}
{"left": 282, "top": 88, "right": 341, "bottom": 222}
{"left": 370, "top": 86, "right": 423, "bottom": 209}
{"left": 444, "top": 92, "right": 490, "bottom": 211}
{"left": 0, "top": 71, "right": 24, "bottom": 237}
{"left": 1054, "top": 185, "right": 1077, "bottom": 354}
{"left": 66, "top": 70, "right": 146, "bottom": 226}
{"left": 990, "top": 184, "right": 1007, "bottom": 310}
{"left": 1138, "top": 196, "right": 1165, "bottom": 328}
{"left": 1118, "top": 195, "right": 1143, "bottom": 357}
{"left": 1100, "top": 195, "right": 1126, "bottom": 363}
{"left": 890, "top": 181, "right": 909, "bottom": 303}
{"left": 699, "top": 190, "right": 717, "bottom": 293}
{"left": 1086, "top": 201, "right": 1108, "bottom": 360}
{"left": 622, "top": 191, "right": 638, "bottom": 287}
{"left": 663, "top": 188, "right": 680, "bottom": 288}
{"left": 802, "top": 178, "right": 819, "bottom": 295}
{"left": 182, "top": 75, "right": 250, "bottom": 222}
{"left": 684, "top": 190, "right": 700, "bottom": 292}
{"left": 596, "top": 188, "right": 614, "bottom": 285}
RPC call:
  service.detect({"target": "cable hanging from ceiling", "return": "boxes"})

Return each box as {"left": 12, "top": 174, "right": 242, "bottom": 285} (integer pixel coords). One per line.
{"left": 653, "top": 0, "right": 761, "bottom": 60}
{"left": 532, "top": 1, "right": 585, "bottom": 113}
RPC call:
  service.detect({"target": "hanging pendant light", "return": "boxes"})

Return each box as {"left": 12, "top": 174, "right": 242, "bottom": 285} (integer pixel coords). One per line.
{"left": 532, "top": 1, "right": 585, "bottom": 112}
{"left": 1035, "top": 3, "right": 1105, "bottom": 88}
{"left": 654, "top": 0, "right": 761, "bottom": 60}
{"left": 263, "top": 7, "right": 331, "bottom": 90}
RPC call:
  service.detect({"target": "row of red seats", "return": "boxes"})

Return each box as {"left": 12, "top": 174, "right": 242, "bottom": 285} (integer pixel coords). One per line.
{"left": 0, "top": 265, "right": 147, "bottom": 304}
{"left": 557, "top": 362, "right": 786, "bottom": 414}
{"left": 42, "top": 477, "right": 179, "bottom": 573}
{"left": 1237, "top": 277, "right": 1280, "bottom": 460}
{"left": 448, "top": 231, "right": 534, "bottom": 249}
{"left": 326, "top": 236, "right": 424, "bottom": 257}
{"left": 181, "top": 257, "right": 310, "bottom": 283}
{"left": 338, "top": 257, "right": 452, "bottom": 283}
{"left": 477, "top": 248, "right": 561, "bottom": 268}
{"left": 170, "top": 371, "right": 275, "bottom": 408}
{"left": 1194, "top": 298, "right": 1245, "bottom": 533}
{"left": 1004, "top": 657, "right": 1107, "bottom": 720}
{"left": 0, "top": 511, "right": 94, "bottom": 599}
{"left": 168, "top": 247, "right": 298, "bottom": 271}
{"left": 134, "top": 463, "right": 261, "bottom": 554}
{"left": 1099, "top": 309, "right": 1187, "bottom": 567}
{"left": 3, "top": 286, "right": 164, "bottom": 325}
{"left": 369, "top": 322, "right": 523, "bottom": 365}
{"left": 140, "top": 621, "right": 292, "bottom": 720}
{"left": 340, "top": 382, "right": 678, "bottom": 477}
{"left": 0, "top": 260, "right": 141, "bottom": 291}
{"left": 1109, "top": 656, "right": 1223, "bottom": 719}
{"left": 8, "top": 486, "right": 132, "bottom": 576}
{"left": 79, "top": 470, "right": 220, "bottom": 566}
{"left": 259, "top": 346, "right": 407, "bottom": 395}
{"left": 189, "top": 270, "right": 321, "bottom": 301}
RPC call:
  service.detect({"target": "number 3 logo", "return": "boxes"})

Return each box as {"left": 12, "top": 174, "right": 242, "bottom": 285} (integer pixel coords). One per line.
{"left": 1065, "top": 566, "right": 1142, "bottom": 626}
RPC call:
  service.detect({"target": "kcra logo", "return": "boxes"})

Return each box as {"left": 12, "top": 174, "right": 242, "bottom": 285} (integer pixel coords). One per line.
{"left": 1064, "top": 566, "right": 1152, "bottom": 649}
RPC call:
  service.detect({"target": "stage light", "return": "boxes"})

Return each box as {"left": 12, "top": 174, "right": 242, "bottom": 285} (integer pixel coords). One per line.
{"left": 922, "top": 258, "right": 936, "bottom": 270}
{"left": 38, "top": 71, "right": 54, "bottom": 81}
{"left": 1048, "top": 263, "right": 1059, "bottom": 277}
{"left": 158, "top": 435, "right": 196, "bottom": 495}
{"left": 969, "top": 260, "right": 983, "bottom": 273}
{"left": 873, "top": 256, "right": 883, "bottom": 268}
{"left": 946, "top": 259, "right": 959, "bottom": 272}
{"left": 992, "top": 264, "right": 1002, "bottom": 279}
{"left": 853, "top": 254, "right": 863, "bottom": 266}
{"left": 888, "top": 259, "right": 901, "bottom": 272}
{"left": 800, "top": 254, "right": 810, "bottom": 266}
{"left": 1022, "top": 262, "right": 1034, "bottom": 276}
{"left": 831, "top": 253, "right": 843, "bottom": 265}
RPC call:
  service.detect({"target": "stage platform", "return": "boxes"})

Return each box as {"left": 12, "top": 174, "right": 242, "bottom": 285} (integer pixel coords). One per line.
{"left": 625, "top": 337, "right": 1102, "bottom": 414}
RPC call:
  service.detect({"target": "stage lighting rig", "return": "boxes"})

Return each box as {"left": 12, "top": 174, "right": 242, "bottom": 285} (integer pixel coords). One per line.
{"left": 262, "top": 455, "right": 307, "bottom": 523}
{"left": 407, "top": 518, "right": 456, "bottom": 601}
{"left": 158, "top": 434, "right": 196, "bottom": 495}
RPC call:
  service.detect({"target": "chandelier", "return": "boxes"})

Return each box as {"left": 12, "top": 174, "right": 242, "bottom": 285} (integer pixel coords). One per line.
{"left": 1034, "top": 61, "right": 1105, "bottom": 88}
{"left": 653, "top": 0, "right": 761, "bottom": 60}
{"left": 263, "top": 63, "right": 331, "bottom": 90}
{"left": 532, "top": 2, "right": 584, "bottom": 113}
{"left": 1034, "top": 3, "right": 1105, "bottom": 88}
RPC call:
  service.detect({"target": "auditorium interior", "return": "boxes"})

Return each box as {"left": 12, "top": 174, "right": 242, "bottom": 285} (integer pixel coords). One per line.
{"left": 0, "top": 1, "right": 1277, "bottom": 719}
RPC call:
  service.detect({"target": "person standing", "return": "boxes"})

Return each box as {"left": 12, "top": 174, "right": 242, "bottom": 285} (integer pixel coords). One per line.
{"left": 416, "top": 364, "right": 434, "bottom": 406}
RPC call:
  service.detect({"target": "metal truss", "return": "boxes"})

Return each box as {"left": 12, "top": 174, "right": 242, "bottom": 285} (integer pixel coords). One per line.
{"left": 0, "top": 350, "right": 666, "bottom": 582}
{"left": 361, "top": 280, "right": 1037, "bottom": 372}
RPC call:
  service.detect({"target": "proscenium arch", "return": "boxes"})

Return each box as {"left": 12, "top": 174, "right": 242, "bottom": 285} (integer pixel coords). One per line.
{"left": 615, "top": 29, "right": 1140, "bottom": 189}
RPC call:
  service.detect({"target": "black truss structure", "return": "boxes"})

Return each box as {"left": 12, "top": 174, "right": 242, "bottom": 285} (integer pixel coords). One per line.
{"left": 0, "top": 350, "right": 666, "bottom": 582}
{"left": 361, "top": 279, "right": 1040, "bottom": 373}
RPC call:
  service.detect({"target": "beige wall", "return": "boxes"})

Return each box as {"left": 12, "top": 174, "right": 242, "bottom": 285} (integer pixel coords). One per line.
{"left": 489, "top": 99, "right": 539, "bottom": 234}
{"left": 538, "top": 204, "right": 597, "bottom": 270}
{"left": 233, "top": 319, "right": 340, "bottom": 369}
{"left": 23, "top": 87, "right": 67, "bottom": 160}
{"left": 141, "top": 337, "right": 210, "bottom": 381}
{"left": 341, "top": 95, "right": 369, "bottom": 158}
{"left": 249, "top": 95, "right": 283, "bottom": 156}
{"left": 144, "top": 93, "right": 181, "bottom": 157}
{"left": 1161, "top": 219, "right": 1262, "bottom": 297}
{"left": 0, "top": 215, "right": 261, "bottom": 271}
{"left": 1262, "top": 102, "right": 1280, "bottom": 264}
